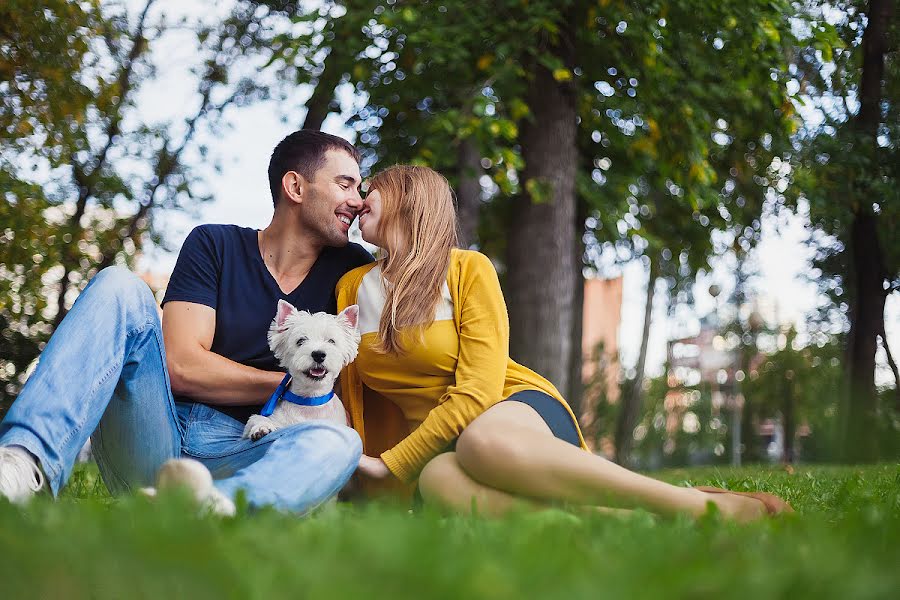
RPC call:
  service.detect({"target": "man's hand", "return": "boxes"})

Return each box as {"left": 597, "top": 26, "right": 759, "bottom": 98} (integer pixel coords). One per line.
{"left": 357, "top": 454, "right": 391, "bottom": 479}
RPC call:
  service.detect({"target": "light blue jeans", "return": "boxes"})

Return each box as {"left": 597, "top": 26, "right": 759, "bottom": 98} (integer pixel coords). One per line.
{"left": 0, "top": 267, "right": 361, "bottom": 513}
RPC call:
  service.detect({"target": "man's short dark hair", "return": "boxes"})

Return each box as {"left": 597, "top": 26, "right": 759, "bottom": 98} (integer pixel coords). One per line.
{"left": 268, "top": 130, "right": 360, "bottom": 206}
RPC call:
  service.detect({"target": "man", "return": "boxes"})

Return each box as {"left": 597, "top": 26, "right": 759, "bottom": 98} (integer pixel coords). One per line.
{"left": 0, "top": 130, "right": 373, "bottom": 512}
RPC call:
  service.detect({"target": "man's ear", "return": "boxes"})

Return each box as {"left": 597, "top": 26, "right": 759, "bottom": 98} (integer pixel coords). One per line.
{"left": 338, "top": 305, "right": 359, "bottom": 330}
{"left": 275, "top": 299, "right": 296, "bottom": 330}
{"left": 281, "top": 171, "right": 305, "bottom": 204}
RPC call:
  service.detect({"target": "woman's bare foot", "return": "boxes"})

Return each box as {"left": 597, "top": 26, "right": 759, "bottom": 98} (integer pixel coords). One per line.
{"left": 695, "top": 489, "right": 767, "bottom": 522}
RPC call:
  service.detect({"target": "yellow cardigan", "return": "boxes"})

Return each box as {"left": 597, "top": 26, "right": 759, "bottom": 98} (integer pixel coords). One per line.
{"left": 337, "top": 249, "right": 587, "bottom": 487}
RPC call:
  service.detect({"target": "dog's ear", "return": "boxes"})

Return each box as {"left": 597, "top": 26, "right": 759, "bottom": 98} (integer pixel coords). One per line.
{"left": 338, "top": 305, "right": 359, "bottom": 330}
{"left": 275, "top": 299, "right": 296, "bottom": 331}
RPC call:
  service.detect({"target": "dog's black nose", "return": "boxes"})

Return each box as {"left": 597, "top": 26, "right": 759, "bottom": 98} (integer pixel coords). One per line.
{"left": 311, "top": 350, "right": 326, "bottom": 363}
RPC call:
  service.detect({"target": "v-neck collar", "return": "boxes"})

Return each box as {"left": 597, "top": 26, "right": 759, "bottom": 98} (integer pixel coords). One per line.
{"left": 250, "top": 228, "right": 326, "bottom": 298}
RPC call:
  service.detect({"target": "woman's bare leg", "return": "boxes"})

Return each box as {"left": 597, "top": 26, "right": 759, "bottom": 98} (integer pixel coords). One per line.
{"left": 418, "top": 452, "right": 541, "bottom": 516}
{"left": 453, "top": 402, "right": 765, "bottom": 521}
{"left": 419, "top": 451, "right": 638, "bottom": 518}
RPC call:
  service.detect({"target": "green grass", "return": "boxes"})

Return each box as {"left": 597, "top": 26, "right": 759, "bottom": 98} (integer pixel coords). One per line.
{"left": 1, "top": 464, "right": 898, "bottom": 599}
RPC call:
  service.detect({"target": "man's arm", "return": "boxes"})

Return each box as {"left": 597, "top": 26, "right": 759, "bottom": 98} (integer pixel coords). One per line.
{"left": 163, "top": 300, "right": 283, "bottom": 405}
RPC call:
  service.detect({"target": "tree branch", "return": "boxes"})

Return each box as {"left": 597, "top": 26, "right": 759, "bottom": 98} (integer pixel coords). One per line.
{"left": 54, "top": 0, "right": 157, "bottom": 327}
{"left": 96, "top": 86, "right": 242, "bottom": 271}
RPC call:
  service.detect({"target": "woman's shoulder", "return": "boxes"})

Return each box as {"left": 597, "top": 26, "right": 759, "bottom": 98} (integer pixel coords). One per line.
{"left": 336, "top": 261, "right": 379, "bottom": 297}
{"left": 448, "top": 249, "right": 501, "bottom": 299}
{"left": 450, "top": 248, "right": 494, "bottom": 271}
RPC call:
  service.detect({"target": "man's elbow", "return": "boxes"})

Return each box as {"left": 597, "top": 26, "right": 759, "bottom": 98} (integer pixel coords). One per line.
{"left": 167, "top": 354, "right": 197, "bottom": 397}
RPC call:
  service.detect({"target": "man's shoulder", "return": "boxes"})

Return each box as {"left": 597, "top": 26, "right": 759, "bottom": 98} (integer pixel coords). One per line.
{"left": 188, "top": 223, "right": 251, "bottom": 242}
{"left": 326, "top": 242, "right": 375, "bottom": 270}
{"left": 180, "top": 223, "right": 252, "bottom": 251}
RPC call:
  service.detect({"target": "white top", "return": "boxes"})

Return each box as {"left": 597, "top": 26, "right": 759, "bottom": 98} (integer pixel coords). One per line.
{"left": 356, "top": 265, "right": 453, "bottom": 336}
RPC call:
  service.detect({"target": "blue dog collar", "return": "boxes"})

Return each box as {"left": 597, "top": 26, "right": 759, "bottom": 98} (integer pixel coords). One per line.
{"left": 260, "top": 373, "right": 334, "bottom": 417}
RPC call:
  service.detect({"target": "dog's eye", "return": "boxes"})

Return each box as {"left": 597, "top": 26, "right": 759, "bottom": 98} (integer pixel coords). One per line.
{"left": 296, "top": 337, "right": 307, "bottom": 347}
{"left": 327, "top": 339, "right": 336, "bottom": 344}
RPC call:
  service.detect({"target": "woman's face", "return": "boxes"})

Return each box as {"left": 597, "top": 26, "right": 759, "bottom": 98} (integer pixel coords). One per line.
{"left": 358, "top": 188, "right": 384, "bottom": 247}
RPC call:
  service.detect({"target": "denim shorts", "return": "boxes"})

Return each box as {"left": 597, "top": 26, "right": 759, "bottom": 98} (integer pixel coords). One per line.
{"left": 442, "top": 389, "right": 581, "bottom": 452}
{"left": 501, "top": 389, "right": 581, "bottom": 446}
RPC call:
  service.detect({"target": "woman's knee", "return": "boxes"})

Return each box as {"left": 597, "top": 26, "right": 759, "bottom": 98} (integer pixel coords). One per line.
{"left": 418, "top": 452, "right": 463, "bottom": 505}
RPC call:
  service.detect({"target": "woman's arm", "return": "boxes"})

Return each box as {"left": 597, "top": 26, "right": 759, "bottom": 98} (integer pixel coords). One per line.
{"left": 379, "top": 252, "right": 509, "bottom": 482}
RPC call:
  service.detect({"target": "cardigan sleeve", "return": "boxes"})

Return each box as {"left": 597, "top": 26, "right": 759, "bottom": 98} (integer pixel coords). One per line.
{"left": 381, "top": 252, "right": 509, "bottom": 482}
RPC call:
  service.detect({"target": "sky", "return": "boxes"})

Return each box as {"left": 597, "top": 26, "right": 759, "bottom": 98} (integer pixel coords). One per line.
{"left": 132, "top": 0, "right": 898, "bottom": 386}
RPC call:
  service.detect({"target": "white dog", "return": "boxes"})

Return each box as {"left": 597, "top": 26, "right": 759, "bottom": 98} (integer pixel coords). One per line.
{"left": 142, "top": 300, "right": 360, "bottom": 516}
{"left": 242, "top": 300, "right": 360, "bottom": 440}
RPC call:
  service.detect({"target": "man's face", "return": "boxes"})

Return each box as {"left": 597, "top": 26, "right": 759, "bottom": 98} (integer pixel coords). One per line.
{"left": 301, "top": 149, "right": 363, "bottom": 247}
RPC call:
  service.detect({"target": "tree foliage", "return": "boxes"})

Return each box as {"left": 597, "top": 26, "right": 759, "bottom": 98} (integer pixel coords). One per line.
{"left": 0, "top": 0, "right": 315, "bottom": 410}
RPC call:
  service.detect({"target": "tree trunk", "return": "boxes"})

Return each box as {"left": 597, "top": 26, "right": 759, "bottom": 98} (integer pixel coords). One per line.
{"left": 455, "top": 137, "right": 481, "bottom": 248}
{"left": 845, "top": 212, "right": 886, "bottom": 459}
{"left": 842, "top": 0, "right": 892, "bottom": 461}
{"left": 506, "top": 58, "right": 578, "bottom": 394}
{"left": 615, "top": 256, "right": 659, "bottom": 466}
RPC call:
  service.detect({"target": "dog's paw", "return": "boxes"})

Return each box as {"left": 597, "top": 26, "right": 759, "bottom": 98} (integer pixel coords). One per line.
{"left": 250, "top": 427, "right": 271, "bottom": 441}
{"left": 243, "top": 415, "right": 275, "bottom": 441}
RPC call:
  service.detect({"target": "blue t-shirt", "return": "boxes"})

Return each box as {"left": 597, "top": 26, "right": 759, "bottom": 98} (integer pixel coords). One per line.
{"left": 161, "top": 224, "right": 373, "bottom": 422}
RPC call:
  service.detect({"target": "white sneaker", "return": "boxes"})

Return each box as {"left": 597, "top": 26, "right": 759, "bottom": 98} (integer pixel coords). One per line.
{"left": 0, "top": 446, "right": 46, "bottom": 504}
{"left": 146, "top": 458, "right": 236, "bottom": 517}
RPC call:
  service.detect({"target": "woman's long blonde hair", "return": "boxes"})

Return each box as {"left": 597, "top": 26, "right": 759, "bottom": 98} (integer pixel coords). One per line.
{"left": 368, "top": 165, "right": 459, "bottom": 354}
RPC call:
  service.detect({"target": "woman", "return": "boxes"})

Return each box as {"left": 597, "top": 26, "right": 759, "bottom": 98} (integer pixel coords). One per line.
{"left": 337, "top": 165, "right": 790, "bottom": 520}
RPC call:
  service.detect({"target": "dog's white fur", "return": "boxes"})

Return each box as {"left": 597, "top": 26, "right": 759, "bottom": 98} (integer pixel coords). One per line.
{"left": 141, "top": 302, "right": 361, "bottom": 516}
{"left": 242, "top": 300, "right": 360, "bottom": 440}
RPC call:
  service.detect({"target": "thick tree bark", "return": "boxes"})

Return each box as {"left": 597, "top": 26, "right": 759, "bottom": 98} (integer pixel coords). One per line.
{"left": 857, "top": 0, "right": 891, "bottom": 130}
{"left": 506, "top": 61, "right": 578, "bottom": 393}
{"left": 845, "top": 212, "right": 886, "bottom": 459}
{"left": 843, "top": 0, "right": 892, "bottom": 460}
{"left": 614, "top": 256, "right": 659, "bottom": 466}
{"left": 455, "top": 137, "right": 481, "bottom": 248}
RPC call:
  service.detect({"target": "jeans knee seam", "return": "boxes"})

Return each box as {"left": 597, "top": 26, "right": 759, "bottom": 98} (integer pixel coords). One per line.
{"left": 60, "top": 357, "right": 122, "bottom": 450}
{"left": 124, "top": 316, "right": 182, "bottom": 440}
{"left": 125, "top": 316, "right": 155, "bottom": 339}
{"left": 150, "top": 325, "right": 182, "bottom": 439}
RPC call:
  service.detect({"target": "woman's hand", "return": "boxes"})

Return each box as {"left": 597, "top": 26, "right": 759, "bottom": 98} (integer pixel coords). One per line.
{"left": 357, "top": 454, "right": 391, "bottom": 479}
